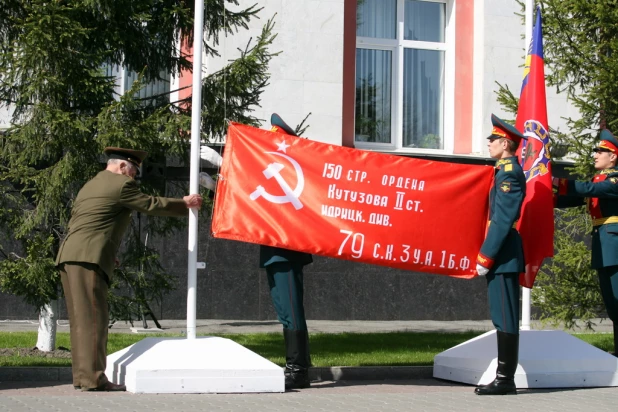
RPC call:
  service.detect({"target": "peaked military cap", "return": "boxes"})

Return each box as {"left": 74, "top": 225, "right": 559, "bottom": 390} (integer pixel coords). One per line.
{"left": 487, "top": 114, "right": 524, "bottom": 145}
{"left": 593, "top": 129, "right": 618, "bottom": 153}
{"left": 103, "top": 147, "right": 148, "bottom": 168}
{"left": 270, "top": 113, "right": 298, "bottom": 137}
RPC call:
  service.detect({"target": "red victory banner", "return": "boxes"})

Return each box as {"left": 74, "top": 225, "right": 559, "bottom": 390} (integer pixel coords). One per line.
{"left": 211, "top": 123, "right": 494, "bottom": 279}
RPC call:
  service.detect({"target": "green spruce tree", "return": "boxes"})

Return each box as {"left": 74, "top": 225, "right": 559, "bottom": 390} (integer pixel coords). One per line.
{"left": 0, "top": 0, "right": 278, "bottom": 346}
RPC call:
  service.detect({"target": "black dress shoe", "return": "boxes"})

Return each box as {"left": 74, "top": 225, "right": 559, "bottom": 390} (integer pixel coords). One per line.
{"left": 474, "top": 378, "right": 516, "bottom": 395}
{"left": 285, "top": 368, "right": 310, "bottom": 390}
{"left": 82, "top": 381, "right": 126, "bottom": 392}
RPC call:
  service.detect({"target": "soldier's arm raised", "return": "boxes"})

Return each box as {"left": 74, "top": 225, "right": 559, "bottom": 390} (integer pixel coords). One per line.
{"left": 561, "top": 177, "right": 618, "bottom": 198}
{"left": 119, "top": 179, "right": 194, "bottom": 216}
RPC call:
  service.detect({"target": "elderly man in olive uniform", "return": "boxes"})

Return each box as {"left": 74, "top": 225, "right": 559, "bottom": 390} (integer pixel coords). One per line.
{"left": 200, "top": 114, "right": 313, "bottom": 390}
{"left": 554, "top": 129, "right": 618, "bottom": 357}
{"left": 56, "top": 147, "right": 203, "bottom": 391}
{"left": 475, "top": 114, "right": 526, "bottom": 396}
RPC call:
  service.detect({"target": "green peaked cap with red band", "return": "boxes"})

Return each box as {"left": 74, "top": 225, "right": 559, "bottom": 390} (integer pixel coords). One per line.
{"left": 270, "top": 113, "right": 298, "bottom": 137}
{"left": 487, "top": 114, "right": 524, "bottom": 145}
{"left": 594, "top": 129, "right": 618, "bottom": 153}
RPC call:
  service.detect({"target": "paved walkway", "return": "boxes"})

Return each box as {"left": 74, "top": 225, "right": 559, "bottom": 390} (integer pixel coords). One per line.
{"left": 0, "top": 380, "right": 617, "bottom": 412}
{"left": 0, "top": 318, "right": 614, "bottom": 334}
{"left": 1, "top": 319, "right": 617, "bottom": 411}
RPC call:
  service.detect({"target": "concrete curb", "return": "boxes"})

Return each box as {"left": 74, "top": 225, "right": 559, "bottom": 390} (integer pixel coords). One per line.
{"left": 311, "top": 366, "right": 434, "bottom": 381}
{"left": 0, "top": 366, "right": 434, "bottom": 382}
{"left": 0, "top": 367, "right": 73, "bottom": 382}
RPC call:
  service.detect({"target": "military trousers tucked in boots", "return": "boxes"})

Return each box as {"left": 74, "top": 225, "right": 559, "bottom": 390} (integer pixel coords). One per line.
{"left": 475, "top": 331, "right": 519, "bottom": 395}
{"left": 614, "top": 323, "right": 618, "bottom": 357}
{"left": 283, "top": 328, "right": 311, "bottom": 390}
{"left": 60, "top": 263, "right": 111, "bottom": 390}
{"left": 597, "top": 266, "right": 618, "bottom": 356}
{"left": 265, "top": 261, "right": 312, "bottom": 389}
{"left": 477, "top": 271, "right": 520, "bottom": 395}
{"left": 266, "top": 261, "right": 312, "bottom": 389}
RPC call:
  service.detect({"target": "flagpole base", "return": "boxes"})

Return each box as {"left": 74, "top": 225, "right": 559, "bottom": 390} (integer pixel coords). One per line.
{"left": 434, "top": 330, "right": 618, "bottom": 388}
{"left": 106, "top": 336, "right": 284, "bottom": 393}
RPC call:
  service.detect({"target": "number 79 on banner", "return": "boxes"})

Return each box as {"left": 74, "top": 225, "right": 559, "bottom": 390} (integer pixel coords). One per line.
{"left": 337, "top": 229, "right": 411, "bottom": 262}
{"left": 337, "top": 230, "right": 472, "bottom": 271}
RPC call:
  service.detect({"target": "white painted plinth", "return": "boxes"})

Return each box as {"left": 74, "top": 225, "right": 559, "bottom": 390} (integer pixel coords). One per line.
{"left": 433, "top": 330, "right": 618, "bottom": 388}
{"left": 106, "top": 336, "right": 284, "bottom": 393}
{"left": 129, "top": 327, "right": 164, "bottom": 334}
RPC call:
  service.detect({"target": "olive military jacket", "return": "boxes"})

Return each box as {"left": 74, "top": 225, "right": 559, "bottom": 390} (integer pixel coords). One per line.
{"left": 56, "top": 170, "right": 188, "bottom": 278}
{"left": 476, "top": 156, "right": 526, "bottom": 274}
{"left": 556, "top": 167, "right": 618, "bottom": 269}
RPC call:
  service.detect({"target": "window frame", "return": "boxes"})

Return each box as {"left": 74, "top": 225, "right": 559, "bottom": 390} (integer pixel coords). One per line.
{"left": 354, "top": 0, "right": 455, "bottom": 154}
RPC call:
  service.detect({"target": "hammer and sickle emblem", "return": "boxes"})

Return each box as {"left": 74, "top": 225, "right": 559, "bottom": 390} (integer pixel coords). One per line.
{"left": 249, "top": 152, "right": 305, "bottom": 210}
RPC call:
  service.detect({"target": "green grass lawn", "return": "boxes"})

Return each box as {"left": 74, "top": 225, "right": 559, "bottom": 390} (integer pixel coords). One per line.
{"left": 0, "top": 331, "right": 613, "bottom": 367}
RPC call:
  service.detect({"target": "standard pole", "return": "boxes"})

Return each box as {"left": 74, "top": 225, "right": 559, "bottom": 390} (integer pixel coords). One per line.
{"left": 187, "top": 0, "right": 205, "bottom": 340}
{"left": 521, "top": 0, "right": 534, "bottom": 332}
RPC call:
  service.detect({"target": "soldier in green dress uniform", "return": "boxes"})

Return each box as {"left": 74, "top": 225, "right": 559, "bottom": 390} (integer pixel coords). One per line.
{"left": 475, "top": 114, "right": 526, "bottom": 396}
{"left": 262, "top": 113, "right": 313, "bottom": 390}
{"left": 199, "top": 114, "right": 313, "bottom": 390}
{"left": 56, "top": 147, "right": 203, "bottom": 391}
{"left": 554, "top": 129, "right": 618, "bottom": 357}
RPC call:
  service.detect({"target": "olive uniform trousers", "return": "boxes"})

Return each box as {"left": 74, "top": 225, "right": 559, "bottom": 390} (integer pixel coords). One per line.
{"left": 60, "top": 262, "right": 110, "bottom": 389}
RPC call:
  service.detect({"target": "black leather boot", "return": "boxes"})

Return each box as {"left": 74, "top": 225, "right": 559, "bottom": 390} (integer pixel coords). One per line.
{"left": 614, "top": 322, "right": 618, "bottom": 357}
{"left": 475, "top": 331, "right": 519, "bottom": 395}
{"left": 283, "top": 328, "right": 311, "bottom": 390}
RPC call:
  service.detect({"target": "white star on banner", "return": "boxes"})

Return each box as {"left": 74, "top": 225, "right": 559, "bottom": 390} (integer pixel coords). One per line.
{"left": 276, "top": 141, "right": 290, "bottom": 153}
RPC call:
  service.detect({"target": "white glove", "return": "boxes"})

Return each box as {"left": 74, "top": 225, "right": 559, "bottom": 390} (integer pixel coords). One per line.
{"left": 476, "top": 264, "right": 489, "bottom": 277}
{"left": 199, "top": 172, "right": 217, "bottom": 191}
{"left": 200, "top": 145, "right": 223, "bottom": 168}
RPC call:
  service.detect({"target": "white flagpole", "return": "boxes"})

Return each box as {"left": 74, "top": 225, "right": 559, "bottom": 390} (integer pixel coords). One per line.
{"left": 521, "top": 0, "right": 534, "bottom": 331}
{"left": 187, "top": 0, "right": 205, "bottom": 340}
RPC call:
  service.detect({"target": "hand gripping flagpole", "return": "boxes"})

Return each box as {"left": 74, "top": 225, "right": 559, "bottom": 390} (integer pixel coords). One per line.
{"left": 520, "top": 0, "right": 534, "bottom": 332}
{"left": 187, "top": 0, "right": 205, "bottom": 340}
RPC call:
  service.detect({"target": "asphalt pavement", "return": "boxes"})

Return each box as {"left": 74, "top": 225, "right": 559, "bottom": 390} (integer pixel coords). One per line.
{"left": 0, "top": 379, "right": 617, "bottom": 412}
{"left": 2, "top": 318, "right": 614, "bottom": 335}
{"left": 0, "top": 319, "right": 616, "bottom": 411}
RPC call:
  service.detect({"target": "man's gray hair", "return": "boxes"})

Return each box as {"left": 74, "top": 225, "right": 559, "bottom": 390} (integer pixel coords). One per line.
{"left": 107, "top": 158, "right": 138, "bottom": 173}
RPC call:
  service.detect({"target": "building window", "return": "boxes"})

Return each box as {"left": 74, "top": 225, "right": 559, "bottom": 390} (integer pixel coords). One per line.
{"left": 355, "top": 0, "right": 452, "bottom": 152}
{"left": 105, "top": 64, "right": 171, "bottom": 102}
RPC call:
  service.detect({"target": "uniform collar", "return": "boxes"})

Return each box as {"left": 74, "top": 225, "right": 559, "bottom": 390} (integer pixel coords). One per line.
{"left": 598, "top": 167, "right": 618, "bottom": 175}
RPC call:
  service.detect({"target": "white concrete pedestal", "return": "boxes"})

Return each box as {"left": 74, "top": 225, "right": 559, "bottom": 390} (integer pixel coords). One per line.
{"left": 106, "top": 336, "right": 284, "bottom": 393}
{"left": 433, "top": 330, "right": 618, "bottom": 388}
{"left": 129, "top": 327, "right": 164, "bottom": 334}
